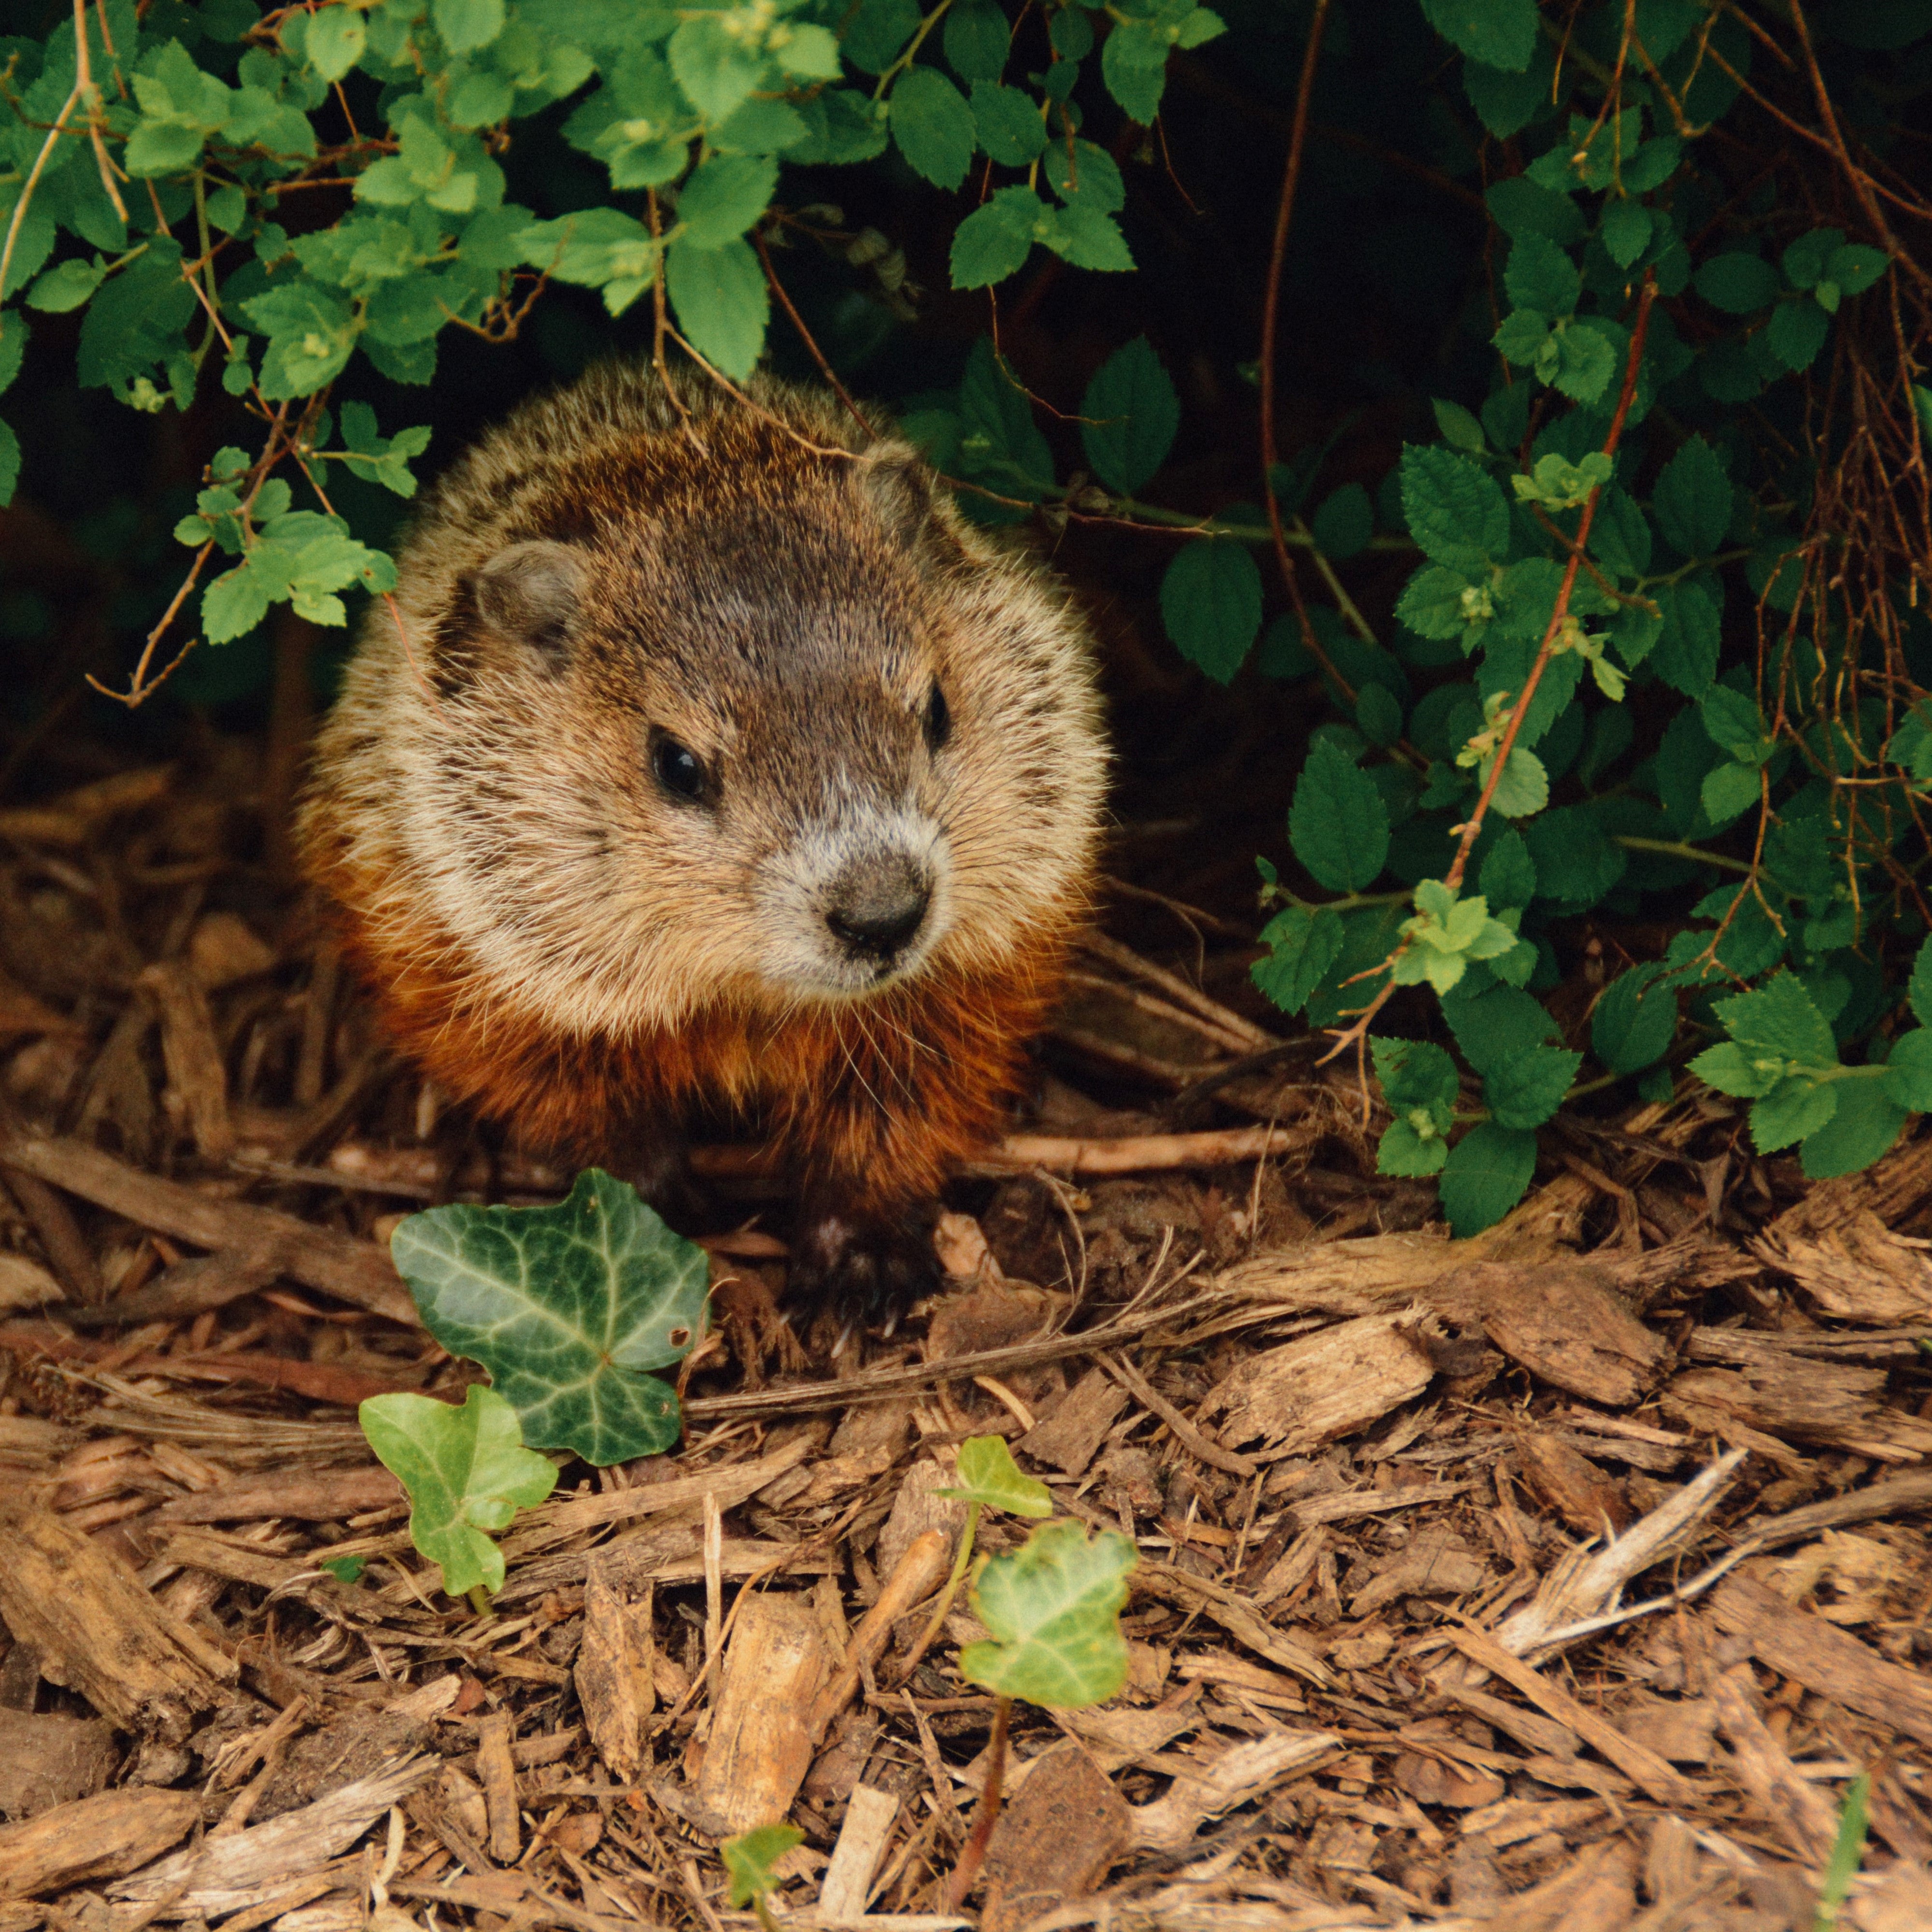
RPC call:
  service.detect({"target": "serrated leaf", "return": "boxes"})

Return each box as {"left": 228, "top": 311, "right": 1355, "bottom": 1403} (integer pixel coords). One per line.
{"left": 950, "top": 186, "right": 1042, "bottom": 288}
{"left": 1439, "top": 1121, "right": 1538, "bottom": 1237}
{"left": 1749, "top": 1075, "right": 1838, "bottom": 1154}
{"left": 665, "top": 235, "right": 767, "bottom": 379}
{"left": 1801, "top": 1078, "right": 1908, "bottom": 1180}
{"left": 1549, "top": 319, "right": 1617, "bottom": 403}
{"left": 26, "top": 257, "right": 103, "bottom": 312}
{"left": 1378, "top": 1118, "right": 1449, "bottom": 1176}
{"left": 388, "top": 1169, "right": 710, "bottom": 1465}
{"left": 676, "top": 155, "right": 777, "bottom": 250}
{"left": 945, "top": 0, "right": 1010, "bottom": 80}
{"left": 1601, "top": 198, "right": 1651, "bottom": 268}
{"left": 1695, "top": 251, "right": 1777, "bottom": 314}
{"left": 1160, "top": 538, "right": 1261, "bottom": 683}
{"left": 1714, "top": 968, "right": 1837, "bottom": 1071}
{"left": 722, "top": 1827, "right": 806, "bottom": 1909}
{"left": 1080, "top": 336, "right": 1179, "bottom": 495}
{"left": 436, "top": 0, "right": 505, "bottom": 54}
{"left": 1883, "top": 1031, "right": 1932, "bottom": 1112}
{"left": 1433, "top": 398, "right": 1486, "bottom": 453}
{"left": 1252, "top": 904, "right": 1344, "bottom": 1017}
{"left": 1483, "top": 1043, "right": 1581, "bottom": 1129}
{"left": 1701, "top": 761, "right": 1762, "bottom": 822}
{"left": 1592, "top": 963, "right": 1676, "bottom": 1073}
{"left": 1504, "top": 234, "right": 1579, "bottom": 317}
{"left": 1312, "top": 483, "right": 1374, "bottom": 560}
{"left": 1289, "top": 737, "right": 1390, "bottom": 894}
{"left": 1372, "top": 1034, "right": 1460, "bottom": 1126}
{"left": 1767, "top": 298, "right": 1830, "bottom": 372}
{"left": 1046, "top": 203, "right": 1134, "bottom": 272}
{"left": 1652, "top": 437, "right": 1731, "bottom": 559}
{"left": 971, "top": 81, "right": 1046, "bottom": 165}
{"left": 890, "top": 66, "right": 976, "bottom": 190}
{"left": 1421, "top": 0, "right": 1538, "bottom": 70}
{"left": 307, "top": 6, "right": 366, "bottom": 80}
{"left": 941, "top": 1435, "right": 1052, "bottom": 1515}
{"left": 1401, "top": 444, "right": 1511, "bottom": 572}
{"left": 960, "top": 1519, "right": 1136, "bottom": 1707}
{"left": 1484, "top": 746, "right": 1548, "bottom": 819}
{"left": 1479, "top": 829, "right": 1537, "bottom": 910}
{"left": 1827, "top": 243, "right": 1889, "bottom": 297}
{"left": 359, "top": 1385, "right": 557, "bottom": 1598}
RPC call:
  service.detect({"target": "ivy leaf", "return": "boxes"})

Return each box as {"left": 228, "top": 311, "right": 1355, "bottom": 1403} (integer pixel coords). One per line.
{"left": 890, "top": 66, "right": 976, "bottom": 190}
{"left": 665, "top": 235, "right": 768, "bottom": 379}
{"left": 1080, "top": 336, "right": 1179, "bottom": 495}
{"left": 722, "top": 1828, "right": 806, "bottom": 1910}
{"left": 1289, "top": 737, "right": 1390, "bottom": 893}
{"left": 1251, "top": 904, "right": 1343, "bottom": 1017}
{"left": 388, "top": 1168, "right": 710, "bottom": 1465}
{"left": 1591, "top": 963, "right": 1676, "bottom": 1074}
{"left": 941, "top": 1435, "right": 1053, "bottom": 1516}
{"left": 1160, "top": 539, "right": 1261, "bottom": 684}
{"left": 1438, "top": 1122, "right": 1538, "bottom": 1236}
{"left": 359, "top": 1385, "right": 558, "bottom": 1599}
{"left": 960, "top": 1519, "right": 1136, "bottom": 1707}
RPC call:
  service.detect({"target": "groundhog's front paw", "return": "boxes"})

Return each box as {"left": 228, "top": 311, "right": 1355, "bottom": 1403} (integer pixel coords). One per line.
{"left": 787, "top": 1198, "right": 938, "bottom": 1333}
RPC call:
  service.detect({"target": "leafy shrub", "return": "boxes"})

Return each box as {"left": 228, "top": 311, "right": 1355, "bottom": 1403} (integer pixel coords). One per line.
{"left": 3, "top": 0, "right": 1930, "bottom": 1235}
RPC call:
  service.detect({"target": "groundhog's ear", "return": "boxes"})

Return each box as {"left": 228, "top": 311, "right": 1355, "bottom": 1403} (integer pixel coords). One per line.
{"left": 472, "top": 540, "right": 588, "bottom": 663}
{"left": 854, "top": 442, "right": 939, "bottom": 553}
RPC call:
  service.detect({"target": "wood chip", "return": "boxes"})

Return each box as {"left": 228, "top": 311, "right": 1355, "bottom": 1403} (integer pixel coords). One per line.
{"left": 817, "top": 1783, "right": 897, "bottom": 1922}
{"left": 0, "top": 1501, "right": 231, "bottom": 1740}
{"left": 1709, "top": 1662, "right": 1841, "bottom": 1864}
{"left": 692, "top": 1591, "right": 832, "bottom": 1835}
{"left": 1710, "top": 1571, "right": 1932, "bottom": 1748}
{"left": 575, "top": 1557, "right": 650, "bottom": 1782}
{"left": 980, "top": 1744, "right": 1130, "bottom": 1932}
{"left": 139, "top": 959, "right": 234, "bottom": 1162}
{"left": 1203, "top": 1311, "right": 1436, "bottom": 1455}
{"left": 1019, "top": 1367, "right": 1128, "bottom": 1477}
{"left": 0, "top": 1788, "right": 198, "bottom": 1898}
{"left": 0, "top": 1710, "right": 117, "bottom": 1821}
{"left": 476, "top": 1712, "right": 520, "bottom": 1862}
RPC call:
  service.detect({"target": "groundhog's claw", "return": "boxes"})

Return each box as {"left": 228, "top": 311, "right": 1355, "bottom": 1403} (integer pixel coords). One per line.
{"left": 789, "top": 1200, "right": 938, "bottom": 1327}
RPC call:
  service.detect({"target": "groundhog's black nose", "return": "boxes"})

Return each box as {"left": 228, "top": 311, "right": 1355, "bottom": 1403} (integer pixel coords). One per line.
{"left": 826, "top": 857, "right": 931, "bottom": 960}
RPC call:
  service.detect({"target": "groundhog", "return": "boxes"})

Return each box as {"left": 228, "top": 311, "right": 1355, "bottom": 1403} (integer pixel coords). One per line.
{"left": 298, "top": 363, "right": 1107, "bottom": 1321}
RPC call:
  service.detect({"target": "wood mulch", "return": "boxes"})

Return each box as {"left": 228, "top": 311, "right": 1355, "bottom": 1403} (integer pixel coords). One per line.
{"left": 4, "top": 750, "right": 1932, "bottom": 1932}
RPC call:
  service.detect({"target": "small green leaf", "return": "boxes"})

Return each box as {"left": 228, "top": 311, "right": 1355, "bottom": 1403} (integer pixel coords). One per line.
{"left": 1479, "top": 829, "right": 1537, "bottom": 910}
{"left": 1438, "top": 1122, "right": 1538, "bottom": 1236}
{"left": 1160, "top": 538, "right": 1262, "bottom": 684}
{"left": 359, "top": 1385, "right": 558, "bottom": 1599}
{"left": 1289, "top": 737, "right": 1391, "bottom": 893}
{"left": 676, "top": 155, "right": 777, "bottom": 250}
{"left": 1827, "top": 243, "right": 1889, "bottom": 297}
{"left": 665, "top": 236, "right": 768, "bottom": 380}
{"left": 890, "top": 66, "right": 976, "bottom": 190}
{"left": 1600, "top": 198, "right": 1651, "bottom": 268}
{"left": 1251, "top": 904, "right": 1343, "bottom": 1017}
{"left": 1652, "top": 436, "right": 1732, "bottom": 559}
{"left": 389, "top": 1169, "right": 710, "bottom": 1465}
{"left": 942, "top": 1435, "right": 1052, "bottom": 1516}
{"left": 1695, "top": 252, "right": 1778, "bottom": 314}
{"left": 1421, "top": 0, "right": 1538, "bottom": 71}
{"left": 1701, "top": 761, "right": 1762, "bottom": 822}
{"left": 1801, "top": 1078, "right": 1908, "bottom": 1180}
{"left": 26, "top": 257, "right": 104, "bottom": 313}
{"left": 1767, "top": 298, "right": 1830, "bottom": 372}
{"left": 950, "top": 186, "right": 1042, "bottom": 288}
{"left": 1080, "top": 336, "right": 1179, "bottom": 495}
{"left": 1592, "top": 964, "right": 1676, "bottom": 1074}
{"left": 1504, "top": 234, "right": 1580, "bottom": 317}
{"left": 307, "top": 6, "right": 367, "bottom": 80}
{"left": 1714, "top": 969, "right": 1837, "bottom": 1072}
{"left": 722, "top": 1826, "right": 806, "bottom": 1909}
{"left": 1485, "top": 746, "right": 1549, "bottom": 819}
{"left": 1884, "top": 1031, "right": 1932, "bottom": 1112}
{"left": 1483, "top": 1043, "right": 1581, "bottom": 1130}
{"left": 319, "top": 1552, "right": 367, "bottom": 1584}
{"left": 945, "top": 0, "right": 1010, "bottom": 81}
{"left": 436, "top": 0, "right": 506, "bottom": 53}
{"left": 1432, "top": 398, "right": 1486, "bottom": 453}
{"left": 960, "top": 1518, "right": 1136, "bottom": 1708}
{"left": 1401, "top": 444, "right": 1511, "bottom": 573}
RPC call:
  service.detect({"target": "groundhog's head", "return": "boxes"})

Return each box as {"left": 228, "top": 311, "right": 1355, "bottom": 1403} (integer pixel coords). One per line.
{"left": 321, "top": 374, "right": 1106, "bottom": 1039}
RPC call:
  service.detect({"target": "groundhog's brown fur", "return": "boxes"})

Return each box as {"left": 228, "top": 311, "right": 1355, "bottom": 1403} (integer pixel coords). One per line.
{"left": 298, "top": 365, "right": 1106, "bottom": 1319}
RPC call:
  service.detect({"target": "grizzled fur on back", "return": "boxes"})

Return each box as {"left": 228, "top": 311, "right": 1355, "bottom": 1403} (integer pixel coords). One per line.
{"left": 298, "top": 364, "right": 1105, "bottom": 1295}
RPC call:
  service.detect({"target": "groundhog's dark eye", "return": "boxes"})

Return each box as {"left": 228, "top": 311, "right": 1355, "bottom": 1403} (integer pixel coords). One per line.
{"left": 651, "top": 733, "right": 708, "bottom": 803}
{"left": 924, "top": 680, "right": 951, "bottom": 752}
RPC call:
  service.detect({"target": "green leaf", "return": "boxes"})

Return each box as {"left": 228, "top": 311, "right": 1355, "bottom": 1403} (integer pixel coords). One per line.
{"left": 666, "top": 236, "right": 767, "bottom": 380}
{"left": 971, "top": 81, "right": 1047, "bottom": 165}
{"left": 1750, "top": 1075, "right": 1838, "bottom": 1154}
{"left": 1827, "top": 243, "right": 1889, "bottom": 297}
{"left": 960, "top": 1518, "right": 1136, "bottom": 1708}
{"left": 950, "top": 186, "right": 1042, "bottom": 288}
{"left": 1080, "top": 336, "right": 1179, "bottom": 495}
{"left": 1439, "top": 1122, "right": 1538, "bottom": 1237}
{"left": 1433, "top": 398, "right": 1486, "bottom": 454}
{"left": 359, "top": 1385, "right": 558, "bottom": 1599}
{"left": 1479, "top": 829, "right": 1537, "bottom": 910}
{"left": 1548, "top": 319, "right": 1618, "bottom": 403}
{"left": 1312, "top": 483, "right": 1374, "bottom": 561}
{"left": 319, "top": 1554, "right": 366, "bottom": 1585}
{"left": 890, "top": 66, "right": 976, "bottom": 190}
{"left": 1690, "top": 1040, "right": 1779, "bottom": 1099}
{"left": 1801, "top": 1078, "right": 1908, "bottom": 1179}
{"left": 1378, "top": 1119, "right": 1449, "bottom": 1176}
{"left": 1815, "top": 1775, "right": 1873, "bottom": 1932}
{"left": 1421, "top": 0, "right": 1538, "bottom": 70}
{"left": 1044, "top": 141, "right": 1125, "bottom": 213}
{"left": 307, "top": 6, "right": 366, "bottom": 80}
{"left": 75, "top": 243, "right": 197, "bottom": 390}
{"left": 1252, "top": 903, "right": 1343, "bottom": 1017}
{"left": 1484, "top": 1043, "right": 1581, "bottom": 1130}
{"left": 1485, "top": 745, "right": 1549, "bottom": 819}
{"left": 1601, "top": 198, "right": 1652, "bottom": 269}
{"left": 1100, "top": 21, "right": 1168, "bottom": 122}
{"left": 1699, "top": 761, "right": 1760, "bottom": 823}
{"left": 1767, "top": 298, "right": 1830, "bottom": 372}
{"left": 1289, "top": 737, "right": 1391, "bottom": 893}
{"left": 1521, "top": 804, "right": 1626, "bottom": 909}
{"left": 1357, "top": 682, "right": 1403, "bottom": 747}
{"left": 945, "top": 0, "right": 1010, "bottom": 81}
{"left": 959, "top": 339, "right": 1053, "bottom": 490}
{"left": 1504, "top": 234, "right": 1579, "bottom": 316}
{"left": 1160, "top": 539, "right": 1262, "bottom": 684}
{"left": 1696, "top": 252, "right": 1778, "bottom": 314}
{"left": 388, "top": 1168, "right": 710, "bottom": 1465}
{"left": 1592, "top": 964, "right": 1676, "bottom": 1073}
{"left": 942, "top": 1435, "right": 1052, "bottom": 1515}
{"left": 668, "top": 14, "right": 764, "bottom": 120}
{"left": 1372, "top": 1034, "right": 1460, "bottom": 1137}
{"left": 1714, "top": 969, "right": 1837, "bottom": 1071}
{"left": 1883, "top": 1030, "right": 1932, "bottom": 1112}
{"left": 26, "top": 257, "right": 104, "bottom": 312}
{"left": 1911, "top": 935, "right": 1932, "bottom": 1027}
{"left": 1046, "top": 203, "right": 1134, "bottom": 273}
{"left": 843, "top": 0, "right": 921, "bottom": 71}
{"left": 1401, "top": 444, "right": 1511, "bottom": 573}
{"left": 1442, "top": 980, "right": 1558, "bottom": 1074}
{"left": 1652, "top": 437, "right": 1731, "bottom": 558}
{"left": 0, "top": 419, "right": 18, "bottom": 510}
{"left": 722, "top": 1827, "right": 806, "bottom": 1910}
{"left": 436, "top": 0, "right": 506, "bottom": 54}
{"left": 676, "top": 155, "right": 777, "bottom": 250}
